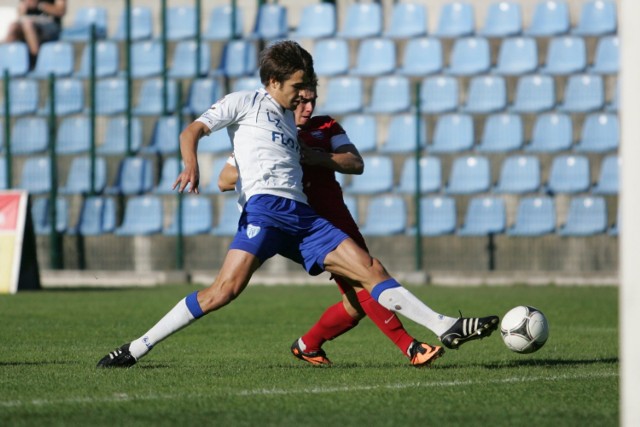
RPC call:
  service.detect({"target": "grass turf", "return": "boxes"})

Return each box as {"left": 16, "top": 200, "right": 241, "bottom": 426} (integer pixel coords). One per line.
{"left": 0, "top": 284, "right": 618, "bottom": 426}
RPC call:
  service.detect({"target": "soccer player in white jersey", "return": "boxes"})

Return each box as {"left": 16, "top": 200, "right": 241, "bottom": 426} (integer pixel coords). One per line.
{"left": 97, "top": 41, "right": 499, "bottom": 369}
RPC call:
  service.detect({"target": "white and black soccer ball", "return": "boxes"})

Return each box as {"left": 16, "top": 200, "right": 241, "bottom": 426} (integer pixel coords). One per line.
{"left": 500, "top": 306, "right": 549, "bottom": 354}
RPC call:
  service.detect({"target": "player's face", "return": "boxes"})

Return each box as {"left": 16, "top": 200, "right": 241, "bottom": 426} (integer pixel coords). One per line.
{"left": 268, "top": 70, "right": 306, "bottom": 111}
{"left": 294, "top": 89, "right": 317, "bottom": 127}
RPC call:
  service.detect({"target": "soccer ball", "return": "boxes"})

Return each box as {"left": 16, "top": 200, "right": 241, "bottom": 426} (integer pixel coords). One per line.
{"left": 500, "top": 306, "right": 549, "bottom": 354}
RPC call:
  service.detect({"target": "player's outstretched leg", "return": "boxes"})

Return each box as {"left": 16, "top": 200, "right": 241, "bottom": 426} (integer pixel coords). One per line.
{"left": 438, "top": 315, "right": 500, "bottom": 350}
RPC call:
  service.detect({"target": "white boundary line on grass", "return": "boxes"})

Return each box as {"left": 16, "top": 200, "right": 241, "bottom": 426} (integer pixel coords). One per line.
{"left": 0, "top": 371, "right": 617, "bottom": 408}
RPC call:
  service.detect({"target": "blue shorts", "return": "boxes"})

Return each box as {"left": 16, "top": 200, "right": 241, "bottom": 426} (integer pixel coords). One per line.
{"left": 229, "top": 194, "right": 349, "bottom": 275}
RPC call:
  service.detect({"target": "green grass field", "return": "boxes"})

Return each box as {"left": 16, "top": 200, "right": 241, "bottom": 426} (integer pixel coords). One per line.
{"left": 0, "top": 284, "right": 618, "bottom": 426}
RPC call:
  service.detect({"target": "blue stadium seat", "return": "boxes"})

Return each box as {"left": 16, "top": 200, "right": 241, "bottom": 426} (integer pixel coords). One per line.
{"left": 338, "top": 3, "right": 382, "bottom": 39}
{"left": 0, "top": 157, "right": 5, "bottom": 189}
{"left": 431, "top": 114, "right": 474, "bottom": 153}
{"left": 168, "top": 41, "right": 211, "bottom": 78}
{"left": 211, "top": 196, "right": 241, "bottom": 236}
{"left": 11, "top": 117, "right": 48, "bottom": 155}
{"left": 557, "top": 74, "right": 604, "bottom": 113}
{"left": 434, "top": 2, "right": 475, "bottom": 37}
{"left": 525, "top": 0, "right": 570, "bottom": 36}
{"left": 74, "top": 196, "right": 116, "bottom": 235}
{"left": 589, "top": 36, "right": 619, "bottom": 74}
{"left": 0, "top": 42, "right": 29, "bottom": 77}
{"left": 414, "top": 196, "right": 456, "bottom": 236}
{"left": 540, "top": 36, "right": 586, "bottom": 75}
{"left": 202, "top": 157, "right": 232, "bottom": 194}
{"left": 153, "top": 157, "right": 183, "bottom": 194}
{"left": 592, "top": 155, "right": 619, "bottom": 195}
{"left": 546, "top": 155, "right": 590, "bottom": 194}
{"left": 198, "top": 130, "right": 233, "bottom": 154}
{"left": 56, "top": 116, "right": 91, "bottom": 155}
{"left": 458, "top": 196, "right": 506, "bottom": 236}
{"left": 343, "top": 196, "right": 358, "bottom": 223}
{"left": 214, "top": 40, "right": 257, "bottom": 78}
{"left": 184, "top": 78, "right": 221, "bottom": 116}
{"left": 477, "top": 113, "right": 523, "bottom": 152}
{"left": 316, "top": 76, "right": 363, "bottom": 115}
{"left": 384, "top": 2, "right": 428, "bottom": 39}
{"left": 493, "top": 37, "right": 537, "bottom": 75}
{"left": 313, "top": 38, "right": 349, "bottom": 77}
{"left": 606, "top": 80, "right": 619, "bottom": 112}
{"left": 251, "top": 4, "right": 288, "bottom": 40}
{"left": 3, "top": 79, "right": 38, "bottom": 116}
{"left": 115, "top": 195, "right": 163, "bottom": 236}
{"left": 164, "top": 196, "right": 213, "bottom": 236}
{"left": 351, "top": 38, "right": 396, "bottom": 77}
{"left": 19, "top": 156, "right": 51, "bottom": 194}
{"left": 231, "top": 76, "right": 262, "bottom": 92}
{"left": 75, "top": 40, "right": 119, "bottom": 78}
{"left": 510, "top": 74, "right": 555, "bottom": 113}
{"left": 445, "top": 155, "right": 491, "bottom": 194}
{"left": 575, "top": 113, "right": 619, "bottom": 153}
{"left": 59, "top": 156, "right": 107, "bottom": 195}
{"left": 507, "top": 196, "right": 556, "bottom": 236}
{"left": 60, "top": 6, "right": 108, "bottom": 41}
{"left": 493, "top": 155, "right": 541, "bottom": 194}
{"left": 29, "top": 41, "right": 74, "bottom": 79}
{"left": 572, "top": 0, "right": 617, "bottom": 36}
{"left": 419, "top": 76, "right": 458, "bottom": 114}
{"left": 98, "top": 116, "right": 142, "bottom": 155}
{"left": 204, "top": 5, "right": 244, "bottom": 41}
{"left": 359, "top": 195, "right": 407, "bottom": 236}
{"left": 380, "top": 114, "right": 427, "bottom": 154}
{"left": 39, "top": 78, "right": 84, "bottom": 116}
{"left": 480, "top": 1, "right": 522, "bottom": 37}
{"left": 340, "top": 114, "right": 377, "bottom": 153}
{"left": 395, "top": 156, "right": 441, "bottom": 194}
{"left": 95, "top": 78, "right": 128, "bottom": 116}
{"left": 290, "top": 3, "right": 335, "bottom": 39}
{"left": 461, "top": 75, "right": 507, "bottom": 114}
{"left": 446, "top": 37, "right": 491, "bottom": 76}
{"left": 344, "top": 155, "right": 393, "bottom": 195}
{"left": 397, "top": 37, "right": 443, "bottom": 76}
{"left": 166, "top": 6, "right": 197, "bottom": 41}
{"left": 365, "top": 76, "right": 410, "bottom": 114}
{"left": 526, "top": 113, "right": 572, "bottom": 152}
{"left": 113, "top": 6, "right": 153, "bottom": 40}
{"left": 132, "top": 78, "right": 177, "bottom": 116}
{"left": 145, "top": 116, "right": 181, "bottom": 154}
{"left": 130, "top": 40, "right": 163, "bottom": 78}
{"left": 558, "top": 196, "right": 607, "bottom": 236}
{"left": 31, "top": 197, "right": 68, "bottom": 235}
{"left": 107, "top": 157, "right": 154, "bottom": 195}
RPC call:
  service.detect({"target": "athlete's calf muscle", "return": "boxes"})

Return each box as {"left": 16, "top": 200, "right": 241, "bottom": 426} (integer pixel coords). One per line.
{"left": 324, "top": 239, "right": 390, "bottom": 290}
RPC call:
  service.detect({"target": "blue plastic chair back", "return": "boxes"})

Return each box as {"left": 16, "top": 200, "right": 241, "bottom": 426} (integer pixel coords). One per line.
{"left": 98, "top": 116, "right": 142, "bottom": 155}
{"left": 494, "top": 37, "right": 537, "bottom": 75}
{"left": 146, "top": 116, "right": 181, "bottom": 154}
{"left": 114, "top": 6, "right": 153, "bottom": 40}
{"left": 76, "top": 196, "right": 116, "bottom": 235}
{"left": 95, "top": 78, "right": 128, "bottom": 115}
{"left": 211, "top": 196, "right": 242, "bottom": 236}
{"left": 419, "top": 76, "right": 458, "bottom": 114}
{"left": 366, "top": 76, "right": 410, "bottom": 114}
{"left": 317, "top": 77, "right": 363, "bottom": 115}
{"left": 592, "top": 155, "right": 619, "bottom": 195}
{"left": 76, "top": 40, "right": 119, "bottom": 78}
{"left": 575, "top": 113, "right": 619, "bottom": 153}
{"left": 526, "top": 0, "right": 570, "bottom": 36}
{"left": 0, "top": 42, "right": 29, "bottom": 76}
{"left": 398, "top": 37, "right": 442, "bottom": 76}
{"left": 344, "top": 155, "right": 393, "bottom": 194}
{"left": 351, "top": 38, "right": 396, "bottom": 76}
{"left": 216, "top": 40, "right": 257, "bottom": 78}
{"left": 19, "top": 156, "right": 51, "bottom": 194}
{"left": 60, "top": 156, "right": 107, "bottom": 194}
{"left": 396, "top": 157, "right": 441, "bottom": 194}
{"left": 30, "top": 41, "right": 74, "bottom": 79}
{"left": 232, "top": 76, "right": 262, "bottom": 92}
{"left": 448, "top": 37, "right": 491, "bottom": 75}
{"left": 527, "top": 113, "right": 572, "bottom": 152}
{"left": 111, "top": 157, "right": 153, "bottom": 195}
{"left": 559, "top": 74, "right": 604, "bottom": 113}
{"left": 340, "top": 115, "right": 377, "bottom": 153}
{"left": 313, "top": 38, "right": 349, "bottom": 77}
{"left": 385, "top": 3, "right": 428, "bottom": 38}
{"left": 198, "top": 130, "right": 233, "bottom": 154}
{"left": 559, "top": 196, "right": 607, "bottom": 236}
{"left": 153, "top": 157, "right": 183, "bottom": 194}
{"left": 339, "top": 3, "right": 382, "bottom": 39}
{"left": 166, "top": 6, "right": 197, "bottom": 40}
{"left": 541, "top": 36, "right": 586, "bottom": 74}
{"left": 446, "top": 156, "right": 491, "bottom": 194}
{"left": 511, "top": 74, "right": 555, "bottom": 113}
{"left": 547, "top": 155, "right": 590, "bottom": 193}
{"left": 435, "top": 2, "right": 475, "bottom": 37}
{"left": 41, "top": 78, "right": 84, "bottom": 116}
{"left": 204, "top": 5, "right": 244, "bottom": 40}
{"left": 494, "top": 155, "right": 540, "bottom": 194}
{"left": 573, "top": 0, "right": 617, "bottom": 35}
{"left": 380, "top": 114, "right": 427, "bottom": 154}
{"left": 343, "top": 196, "right": 358, "bottom": 223}
{"left": 252, "top": 4, "right": 288, "bottom": 40}
{"left": 130, "top": 40, "right": 163, "bottom": 78}
{"left": 169, "top": 41, "right": 211, "bottom": 78}
{"left": 432, "top": 114, "right": 474, "bottom": 153}
{"left": 185, "top": 78, "right": 221, "bottom": 115}
{"left": 590, "top": 36, "right": 619, "bottom": 74}
{"left": 360, "top": 196, "right": 407, "bottom": 236}
{"left": 31, "top": 197, "right": 67, "bottom": 235}
{"left": 477, "top": 114, "right": 523, "bottom": 152}
{"left": 6, "top": 79, "right": 38, "bottom": 116}
{"left": 458, "top": 196, "right": 506, "bottom": 236}
{"left": 61, "top": 7, "right": 108, "bottom": 40}
{"left": 462, "top": 75, "right": 507, "bottom": 113}
{"left": 56, "top": 116, "right": 91, "bottom": 155}
{"left": 165, "top": 196, "right": 213, "bottom": 236}
{"left": 11, "top": 117, "right": 48, "bottom": 154}
{"left": 291, "top": 3, "right": 335, "bottom": 38}
{"left": 508, "top": 197, "right": 556, "bottom": 236}
{"left": 480, "top": 1, "right": 522, "bottom": 36}
{"left": 115, "top": 196, "right": 163, "bottom": 236}
{"left": 133, "top": 78, "right": 177, "bottom": 116}
{"left": 418, "top": 197, "right": 456, "bottom": 235}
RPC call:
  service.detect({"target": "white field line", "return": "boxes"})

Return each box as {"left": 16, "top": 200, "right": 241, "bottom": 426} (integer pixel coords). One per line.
{"left": 0, "top": 371, "right": 618, "bottom": 408}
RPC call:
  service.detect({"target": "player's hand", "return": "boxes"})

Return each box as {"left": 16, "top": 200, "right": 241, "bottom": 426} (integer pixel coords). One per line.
{"left": 173, "top": 164, "right": 200, "bottom": 194}
{"left": 300, "top": 144, "right": 324, "bottom": 166}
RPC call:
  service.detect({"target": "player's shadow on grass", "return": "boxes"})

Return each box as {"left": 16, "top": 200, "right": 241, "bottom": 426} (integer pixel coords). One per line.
{"left": 481, "top": 357, "right": 618, "bottom": 369}
{"left": 0, "top": 360, "right": 78, "bottom": 367}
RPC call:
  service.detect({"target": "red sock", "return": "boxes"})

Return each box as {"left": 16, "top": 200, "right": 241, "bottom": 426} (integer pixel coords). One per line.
{"left": 357, "top": 290, "right": 415, "bottom": 356}
{"left": 300, "top": 302, "right": 359, "bottom": 352}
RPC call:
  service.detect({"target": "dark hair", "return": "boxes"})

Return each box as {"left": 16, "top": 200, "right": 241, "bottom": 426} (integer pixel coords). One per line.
{"left": 259, "top": 40, "right": 316, "bottom": 87}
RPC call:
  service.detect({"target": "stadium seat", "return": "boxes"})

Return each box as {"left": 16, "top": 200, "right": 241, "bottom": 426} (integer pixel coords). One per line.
{"left": 73, "top": 196, "right": 116, "bottom": 235}
{"left": 164, "top": 196, "right": 213, "bottom": 236}
{"left": 211, "top": 196, "right": 241, "bottom": 236}
{"left": 477, "top": 113, "right": 523, "bottom": 152}
{"left": 98, "top": 116, "right": 142, "bottom": 155}
{"left": 344, "top": 155, "right": 393, "bottom": 195}
{"left": 184, "top": 78, "right": 221, "bottom": 116}
{"left": 198, "top": 130, "right": 233, "bottom": 154}
{"left": 132, "top": 78, "right": 177, "bottom": 116}
{"left": 153, "top": 157, "right": 183, "bottom": 194}
{"left": 95, "top": 78, "right": 128, "bottom": 116}
{"left": 338, "top": 3, "right": 382, "bottom": 39}
{"left": 343, "top": 196, "right": 358, "bottom": 222}
{"left": 419, "top": 76, "right": 458, "bottom": 114}
{"left": 113, "top": 6, "right": 153, "bottom": 40}
{"left": 340, "top": 114, "right": 377, "bottom": 153}
{"left": 507, "top": 196, "right": 556, "bottom": 236}
{"left": 493, "top": 37, "right": 538, "bottom": 75}
{"left": 144, "top": 116, "right": 181, "bottom": 154}
{"left": 414, "top": 196, "right": 457, "bottom": 236}
{"left": 434, "top": 2, "right": 475, "bottom": 37}
{"left": 384, "top": 2, "right": 428, "bottom": 39}
{"left": 574, "top": 113, "right": 619, "bottom": 153}
{"left": 397, "top": 37, "right": 443, "bottom": 76}
{"left": 589, "top": 36, "right": 619, "bottom": 74}
{"left": 606, "top": 80, "right": 619, "bottom": 112}
{"left": 493, "top": 155, "right": 541, "bottom": 194}
{"left": 115, "top": 195, "right": 163, "bottom": 236}
{"left": 445, "top": 155, "right": 491, "bottom": 194}
{"left": 316, "top": 76, "right": 363, "bottom": 115}
{"left": 480, "top": 1, "right": 522, "bottom": 37}
{"left": 202, "top": 157, "right": 232, "bottom": 193}
{"left": 510, "top": 74, "right": 555, "bottom": 113}
{"left": 11, "top": 117, "right": 48, "bottom": 155}
{"left": 461, "top": 75, "right": 507, "bottom": 114}
{"left": 446, "top": 37, "right": 491, "bottom": 76}
{"left": 214, "top": 39, "right": 257, "bottom": 78}
{"left": 395, "top": 156, "right": 441, "bottom": 194}
{"left": 546, "top": 155, "right": 590, "bottom": 194}
{"left": 458, "top": 196, "right": 506, "bottom": 236}
{"left": 313, "top": 38, "right": 349, "bottom": 77}
{"left": 0, "top": 42, "right": 29, "bottom": 77}
{"left": 359, "top": 195, "right": 407, "bottom": 236}
{"left": 19, "top": 156, "right": 51, "bottom": 194}
{"left": 557, "top": 74, "right": 604, "bottom": 113}
{"left": 166, "top": 6, "right": 197, "bottom": 40}
{"left": 31, "top": 197, "right": 68, "bottom": 235}
{"left": 168, "top": 40, "right": 211, "bottom": 78}
{"left": 251, "top": 4, "right": 288, "bottom": 40}
{"left": 107, "top": 157, "right": 154, "bottom": 196}
{"left": 558, "top": 196, "right": 607, "bottom": 236}
{"left": 39, "top": 78, "right": 84, "bottom": 116}
{"left": 351, "top": 38, "right": 396, "bottom": 77}
{"left": 379, "top": 114, "right": 427, "bottom": 154}
{"left": 525, "top": 0, "right": 570, "bottom": 36}
{"left": 60, "top": 6, "right": 108, "bottom": 41}
{"left": 29, "top": 41, "right": 74, "bottom": 79}
{"left": 572, "top": 0, "right": 617, "bottom": 36}
{"left": 431, "top": 114, "right": 474, "bottom": 153}
{"left": 365, "top": 76, "right": 410, "bottom": 114}
{"left": 540, "top": 36, "right": 586, "bottom": 75}
{"left": 75, "top": 40, "right": 119, "bottom": 78}
{"left": 231, "top": 76, "right": 262, "bottom": 92}
{"left": 56, "top": 116, "right": 91, "bottom": 155}
{"left": 290, "top": 3, "right": 335, "bottom": 39}
{"left": 526, "top": 113, "right": 572, "bottom": 152}
{"left": 3, "top": 78, "right": 38, "bottom": 116}
{"left": 59, "top": 156, "right": 107, "bottom": 195}
{"left": 130, "top": 40, "right": 163, "bottom": 78}
{"left": 204, "top": 5, "right": 244, "bottom": 40}
{"left": 592, "top": 155, "right": 619, "bottom": 195}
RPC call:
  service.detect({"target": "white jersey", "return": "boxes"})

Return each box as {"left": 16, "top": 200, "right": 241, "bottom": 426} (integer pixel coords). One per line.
{"left": 196, "top": 88, "right": 307, "bottom": 207}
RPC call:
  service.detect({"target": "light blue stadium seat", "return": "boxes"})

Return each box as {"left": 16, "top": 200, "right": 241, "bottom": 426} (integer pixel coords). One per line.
{"left": 572, "top": 0, "right": 617, "bottom": 36}
{"left": 130, "top": 40, "right": 163, "bottom": 78}
{"left": 525, "top": 0, "right": 570, "bottom": 36}
{"left": 546, "top": 155, "right": 590, "bottom": 194}
{"left": 198, "top": 130, "right": 233, "bottom": 154}
{"left": 75, "top": 40, "right": 119, "bottom": 78}
{"left": 251, "top": 4, "right": 288, "bottom": 40}
{"left": 115, "top": 196, "right": 163, "bottom": 236}
{"left": 231, "top": 76, "right": 262, "bottom": 92}
{"left": 480, "top": 1, "right": 522, "bottom": 37}
{"left": 132, "top": 78, "right": 177, "bottom": 116}
{"left": 29, "top": 41, "right": 74, "bottom": 79}
{"left": 461, "top": 75, "right": 507, "bottom": 114}
{"left": 164, "top": 196, "right": 213, "bottom": 236}
{"left": 211, "top": 196, "right": 241, "bottom": 236}
{"left": 31, "top": 197, "right": 68, "bottom": 235}
{"left": 431, "top": 114, "right": 474, "bottom": 153}
{"left": 434, "top": 2, "right": 475, "bottom": 38}
{"left": 458, "top": 196, "right": 506, "bottom": 236}
{"left": 0, "top": 42, "right": 29, "bottom": 77}
{"left": 606, "top": 80, "right": 619, "bottom": 112}
{"left": 60, "top": 6, "right": 108, "bottom": 41}
{"left": 351, "top": 38, "right": 396, "bottom": 77}
{"left": 592, "top": 155, "right": 619, "bottom": 195}
{"left": 344, "top": 155, "right": 393, "bottom": 195}
{"left": 316, "top": 76, "right": 363, "bottom": 115}
{"left": 203, "top": 157, "right": 232, "bottom": 194}
{"left": 11, "top": 117, "right": 48, "bottom": 155}
{"left": 493, "top": 155, "right": 541, "bottom": 194}
{"left": 184, "top": 78, "right": 221, "bottom": 116}
{"left": 360, "top": 195, "right": 407, "bottom": 236}
{"left": 510, "top": 74, "right": 555, "bottom": 113}
{"left": 575, "top": 113, "right": 619, "bottom": 153}
{"left": 397, "top": 37, "right": 443, "bottom": 76}
{"left": 113, "top": 6, "right": 153, "bottom": 40}
{"left": 380, "top": 114, "right": 427, "bottom": 154}
{"left": 204, "top": 5, "right": 244, "bottom": 41}
{"left": 56, "top": 116, "right": 91, "bottom": 155}
{"left": 166, "top": 6, "right": 197, "bottom": 40}
{"left": 74, "top": 196, "right": 116, "bottom": 235}
{"left": 340, "top": 114, "right": 377, "bottom": 153}
{"left": 445, "top": 155, "right": 491, "bottom": 194}
{"left": 145, "top": 116, "right": 181, "bottom": 154}
{"left": 342, "top": 196, "right": 358, "bottom": 223}
{"left": 493, "top": 37, "right": 537, "bottom": 75}
{"left": 0, "top": 157, "right": 5, "bottom": 189}
{"left": 214, "top": 40, "right": 257, "bottom": 78}
{"left": 98, "top": 116, "right": 142, "bottom": 155}
{"left": 3, "top": 79, "right": 38, "bottom": 116}
{"left": 39, "top": 78, "right": 84, "bottom": 116}
{"left": 414, "top": 196, "right": 456, "bottom": 236}
{"left": 419, "top": 76, "right": 458, "bottom": 114}
{"left": 60, "top": 156, "right": 107, "bottom": 195}
{"left": 557, "top": 74, "right": 604, "bottom": 113}
{"left": 19, "top": 156, "right": 51, "bottom": 194}
{"left": 313, "top": 38, "right": 349, "bottom": 77}
{"left": 107, "top": 157, "right": 154, "bottom": 195}
{"left": 290, "top": 3, "right": 335, "bottom": 39}
{"left": 338, "top": 3, "right": 382, "bottom": 39}
{"left": 526, "top": 113, "right": 572, "bottom": 152}
{"left": 153, "top": 157, "right": 183, "bottom": 194}
{"left": 589, "top": 36, "right": 619, "bottom": 74}
{"left": 446, "top": 37, "right": 491, "bottom": 76}
{"left": 95, "top": 78, "right": 128, "bottom": 116}
{"left": 558, "top": 196, "right": 607, "bottom": 236}
{"left": 168, "top": 41, "right": 211, "bottom": 78}
{"left": 540, "top": 36, "right": 586, "bottom": 75}
{"left": 507, "top": 197, "right": 556, "bottom": 236}
{"left": 477, "top": 113, "right": 523, "bottom": 152}
{"left": 395, "top": 156, "right": 441, "bottom": 194}
{"left": 384, "top": 2, "right": 428, "bottom": 39}
{"left": 365, "top": 76, "right": 410, "bottom": 114}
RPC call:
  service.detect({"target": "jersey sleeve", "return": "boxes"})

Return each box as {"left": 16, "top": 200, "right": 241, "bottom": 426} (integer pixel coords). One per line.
{"left": 327, "top": 118, "right": 354, "bottom": 151}
{"left": 195, "top": 91, "right": 250, "bottom": 134}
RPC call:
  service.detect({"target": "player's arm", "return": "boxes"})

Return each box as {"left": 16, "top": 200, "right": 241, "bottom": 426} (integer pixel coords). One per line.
{"left": 300, "top": 143, "right": 364, "bottom": 175}
{"left": 218, "top": 158, "right": 238, "bottom": 192}
{"left": 173, "top": 121, "right": 208, "bottom": 193}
